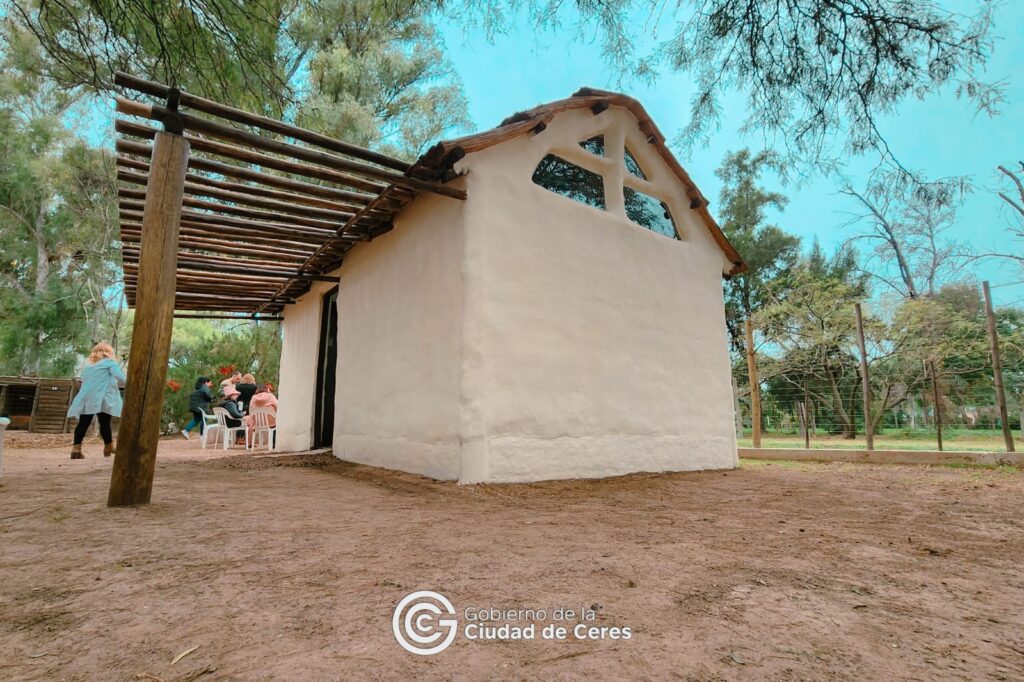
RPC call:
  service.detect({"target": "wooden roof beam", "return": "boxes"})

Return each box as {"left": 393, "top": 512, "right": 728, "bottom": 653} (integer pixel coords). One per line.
{"left": 173, "top": 313, "right": 284, "bottom": 321}
{"left": 116, "top": 144, "right": 388, "bottom": 206}
{"left": 119, "top": 222, "right": 327, "bottom": 253}
{"left": 115, "top": 99, "right": 466, "bottom": 200}
{"left": 115, "top": 158, "right": 370, "bottom": 213}
{"left": 121, "top": 250, "right": 340, "bottom": 281}
{"left": 114, "top": 71, "right": 413, "bottom": 174}
{"left": 256, "top": 185, "right": 407, "bottom": 314}
{"left": 117, "top": 187, "right": 349, "bottom": 231}
{"left": 118, "top": 205, "right": 355, "bottom": 241}
{"left": 119, "top": 232, "right": 313, "bottom": 262}
{"left": 117, "top": 168, "right": 357, "bottom": 224}
{"left": 115, "top": 135, "right": 388, "bottom": 196}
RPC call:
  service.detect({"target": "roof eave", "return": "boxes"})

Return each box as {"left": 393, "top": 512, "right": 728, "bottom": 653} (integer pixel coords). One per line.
{"left": 416, "top": 88, "right": 748, "bottom": 274}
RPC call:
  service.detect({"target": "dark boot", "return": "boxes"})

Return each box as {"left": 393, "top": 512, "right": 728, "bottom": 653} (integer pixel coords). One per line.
{"left": 103, "top": 442, "right": 115, "bottom": 457}
{"left": 70, "top": 444, "right": 84, "bottom": 459}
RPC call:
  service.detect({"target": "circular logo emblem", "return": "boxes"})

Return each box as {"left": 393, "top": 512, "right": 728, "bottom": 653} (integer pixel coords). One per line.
{"left": 392, "top": 591, "right": 458, "bottom": 655}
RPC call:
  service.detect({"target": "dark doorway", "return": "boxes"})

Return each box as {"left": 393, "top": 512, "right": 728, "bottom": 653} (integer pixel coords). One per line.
{"left": 314, "top": 286, "right": 339, "bottom": 448}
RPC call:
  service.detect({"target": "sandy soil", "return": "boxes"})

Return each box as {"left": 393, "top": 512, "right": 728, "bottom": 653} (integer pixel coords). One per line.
{"left": 1, "top": 436, "right": 1023, "bottom": 681}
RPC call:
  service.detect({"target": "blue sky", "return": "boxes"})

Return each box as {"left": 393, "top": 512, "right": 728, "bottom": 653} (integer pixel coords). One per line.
{"left": 68, "top": 2, "right": 1021, "bottom": 302}
{"left": 439, "top": 2, "right": 1024, "bottom": 303}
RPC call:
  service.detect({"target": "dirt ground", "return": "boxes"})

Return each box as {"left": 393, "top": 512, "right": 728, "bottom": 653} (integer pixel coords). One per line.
{"left": 1, "top": 434, "right": 1023, "bottom": 681}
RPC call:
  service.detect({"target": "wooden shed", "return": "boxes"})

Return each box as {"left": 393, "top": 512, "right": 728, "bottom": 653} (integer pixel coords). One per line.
{"left": 0, "top": 377, "right": 81, "bottom": 433}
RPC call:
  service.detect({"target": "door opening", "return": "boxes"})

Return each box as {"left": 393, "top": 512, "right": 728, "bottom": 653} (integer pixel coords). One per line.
{"left": 314, "top": 287, "right": 339, "bottom": 448}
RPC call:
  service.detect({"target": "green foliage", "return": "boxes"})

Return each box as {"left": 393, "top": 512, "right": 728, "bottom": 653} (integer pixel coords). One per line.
{"left": 458, "top": 1, "right": 999, "bottom": 168}
{"left": 0, "top": 1, "right": 469, "bottom": 384}
{"left": 4, "top": 0, "right": 471, "bottom": 155}
{"left": 153, "top": 321, "right": 283, "bottom": 431}
{"left": 716, "top": 149, "right": 801, "bottom": 349}
{"left": 0, "top": 41, "right": 122, "bottom": 375}
{"left": 756, "top": 248, "right": 866, "bottom": 436}
{"left": 293, "top": 0, "right": 470, "bottom": 156}
{"left": 4, "top": 0, "right": 293, "bottom": 114}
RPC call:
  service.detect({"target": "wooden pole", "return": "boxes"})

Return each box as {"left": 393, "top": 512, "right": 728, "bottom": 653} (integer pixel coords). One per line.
{"left": 802, "top": 383, "right": 811, "bottom": 449}
{"left": 983, "top": 281, "right": 1015, "bottom": 452}
{"left": 108, "top": 131, "right": 189, "bottom": 507}
{"left": 745, "top": 319, "right": 762, "bottom": 448}
{"left": 854, "top": 303, "right": 874, "bottom": 450}
{"left": 929, "top": 360, "right": 944, "bottom": 452}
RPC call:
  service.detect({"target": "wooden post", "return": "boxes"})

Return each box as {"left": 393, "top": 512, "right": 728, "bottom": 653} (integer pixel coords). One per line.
{"left": 854, "top": 303, "right": 874, "bottom": 450}
{"left": 802, "top": 384, "right": 811, "bottom": 448}
{"left": 745, "top": 319, "right": 762, "bottom": 448}
{"left": 108, "top": 131, "right": 189, "bottom": 507}
{"left": 983, "top": 281, "right": 1015, "bottom": 452}
{"left": 929, "top": 360, "right": 943, "bottom": 452}
{"left": 731, "top": 376, "right": 743, "bottom": 439}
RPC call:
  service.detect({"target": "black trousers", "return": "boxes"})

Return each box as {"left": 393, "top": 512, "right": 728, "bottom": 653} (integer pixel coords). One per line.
{"left": 73, "top": 412, "right": 113, "bottom": 445}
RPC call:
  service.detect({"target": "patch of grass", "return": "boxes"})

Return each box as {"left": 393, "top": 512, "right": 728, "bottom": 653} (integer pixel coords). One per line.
{"left": 739, "top": 458, "right": 821, "bottom": 471}
{"left": 738, "top": 430, "right": 1018, "bottom": 453}
{"left": 962, "top": 464, "right": 1023, "bottom": 476}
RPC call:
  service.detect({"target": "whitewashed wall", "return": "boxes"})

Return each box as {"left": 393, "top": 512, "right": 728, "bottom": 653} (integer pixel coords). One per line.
{"left": 330, "top": 191, "right": 467, "bottom": 480}
{"left": 293, "top": 105, "right": 737, "bottom": 482}
{"left": 456, "top": 106, "right": 738, "bottom": 482}
{"left": 275, "top": 272, "right": 339, "bottom": 452}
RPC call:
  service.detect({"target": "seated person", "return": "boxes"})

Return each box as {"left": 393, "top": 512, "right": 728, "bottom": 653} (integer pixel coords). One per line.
{"left": 219, "top": 371, "right": 241, "bottom": 395}
{"left": 245, "top": 385, "right": 278, "bottom": 429}
{"left": 236, "top": 373, "right": 259, "bottom": 412}
{"left": 215, "top": 386, "right": 245, "bottom": 428}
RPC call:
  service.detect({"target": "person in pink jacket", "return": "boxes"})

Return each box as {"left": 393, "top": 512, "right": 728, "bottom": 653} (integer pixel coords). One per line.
{"left": 245, "top": 385, "right": 278, "bottom": 428}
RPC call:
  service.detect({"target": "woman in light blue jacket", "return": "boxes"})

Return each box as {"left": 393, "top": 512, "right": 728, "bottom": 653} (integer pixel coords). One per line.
{"left": 67, "top": 342, "right": 126, "bottom": 459}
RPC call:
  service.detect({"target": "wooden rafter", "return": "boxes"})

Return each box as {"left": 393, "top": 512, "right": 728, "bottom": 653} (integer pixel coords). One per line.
{"left": 113, "top": 72, "right": 464, "bottom": 314}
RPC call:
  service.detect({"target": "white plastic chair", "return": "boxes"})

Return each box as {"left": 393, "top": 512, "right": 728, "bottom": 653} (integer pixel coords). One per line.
{"left": 248, "top": 407, "right": 277, "bottom": 450}
{"left": 212, "top": 407, "right": 249, "bottom": 450}
{"left": 199, "top": 409, "right": 221, "bottom": 449}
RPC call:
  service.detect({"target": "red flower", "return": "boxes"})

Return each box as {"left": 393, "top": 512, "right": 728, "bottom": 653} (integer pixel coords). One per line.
{"left": 167, "top": 380, "right": 182, "bottom": 392}
{"left": 218, "top": 364, "right": 236, "bottom": 377}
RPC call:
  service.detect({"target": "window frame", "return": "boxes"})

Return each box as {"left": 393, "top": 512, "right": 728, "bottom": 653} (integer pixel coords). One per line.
{"left": 526, "top": 118, "right": 686, "bottom": 242}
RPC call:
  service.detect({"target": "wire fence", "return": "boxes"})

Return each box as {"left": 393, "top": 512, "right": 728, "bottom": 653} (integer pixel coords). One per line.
{"left": 733, "top": 281, "right": 1020, "bottom": 453}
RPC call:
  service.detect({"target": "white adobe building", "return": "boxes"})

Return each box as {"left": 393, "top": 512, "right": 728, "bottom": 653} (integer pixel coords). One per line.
{"left": 274, "top": 88, "right": 746, "bottom": 483}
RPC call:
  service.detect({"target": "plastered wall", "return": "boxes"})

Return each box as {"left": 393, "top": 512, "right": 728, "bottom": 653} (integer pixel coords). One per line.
{"left": 275, "top": 272, "right": 339, "bottom": 452}
{"left": 455, "top": 106, "right": 738, "bottom": 482}
{"left": 330, "top": 191, "right": 467, "bottom": 480}
{"left": 292, "top": 105, "right": 737, "bottom": 482}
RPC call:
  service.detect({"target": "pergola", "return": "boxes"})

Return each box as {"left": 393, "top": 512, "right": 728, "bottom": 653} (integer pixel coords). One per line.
{"left": 108, "top": 73, "right": 465, "bottom": 506}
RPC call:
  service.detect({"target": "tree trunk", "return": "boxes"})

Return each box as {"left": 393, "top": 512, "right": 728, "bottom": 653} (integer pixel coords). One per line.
{"left": 823, "top": 362, "right": 855, "bottom": 438}
{"left": 26, "top": 200, "right": 50, "bottom": 375}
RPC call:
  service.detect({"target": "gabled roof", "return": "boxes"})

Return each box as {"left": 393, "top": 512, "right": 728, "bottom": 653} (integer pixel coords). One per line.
{"left": 414, "top": 88, "right": 747, "bottom": 275}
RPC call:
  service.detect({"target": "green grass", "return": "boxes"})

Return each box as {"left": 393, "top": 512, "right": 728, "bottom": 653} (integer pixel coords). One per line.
{"left": 739, "top": 458, "right": 821, "bottom": 470}
{"left": 739, "top": 458, "right": 1022, "bottom": 473}
{"left": 737, "top": 429, "right": 1018, "bottom": 452}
